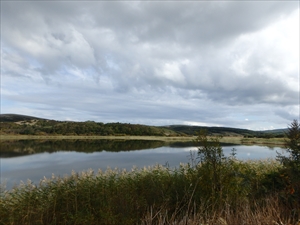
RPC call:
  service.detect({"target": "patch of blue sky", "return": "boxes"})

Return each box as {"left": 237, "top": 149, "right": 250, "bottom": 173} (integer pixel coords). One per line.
{"left": 57, "top": 65, "right": 97, "bottom": 82}
{"left": 3, "top": 45, "right": 42, "bottom": 69}
{"left": 105, "top": 55, "right": 120, "bottom": 71}
{"left": 0, "top": 99, "right": 16, "bottom": 113}
{"left": 25, "top": 55, "right": 43, "bottom": 69}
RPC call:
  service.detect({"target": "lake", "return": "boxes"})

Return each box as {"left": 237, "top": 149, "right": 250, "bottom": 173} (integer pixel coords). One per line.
{"left": 0, "top": 139, "right": 286, "bottom": 190}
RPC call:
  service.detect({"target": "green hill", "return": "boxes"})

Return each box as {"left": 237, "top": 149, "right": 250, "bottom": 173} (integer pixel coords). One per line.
{"left": 161, "top": 125, "right": 256, "bottom": 136}
{"left": 162, "top": 125, "right": 286, "bottom": 138}
{"left": 0, "top": 114, "right": 46, "bottom": 122}
{"left": 0, "top": 114, "right": 286, "bottom": 137}
{"left": 0, "top": 114, "right": 180, "bottom": 136}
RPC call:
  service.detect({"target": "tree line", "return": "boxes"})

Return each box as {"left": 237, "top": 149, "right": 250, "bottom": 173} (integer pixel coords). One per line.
{"left": 0, "top": 120, "right": 181, "bottom": 136}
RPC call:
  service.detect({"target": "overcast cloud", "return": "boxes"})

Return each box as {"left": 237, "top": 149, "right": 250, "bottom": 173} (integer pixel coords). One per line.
{"left": 1, "top": 1, "right": 299, "bottom": 130}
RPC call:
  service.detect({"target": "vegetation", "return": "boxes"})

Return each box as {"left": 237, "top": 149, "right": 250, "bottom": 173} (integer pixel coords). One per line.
{"left": 0, "top": 114, "right": 287, "bottom": 138}
{"left": 163, "top": 124, "right": 286, "bottom": 138}
{"left": 276, "top": 119, "right": 300, "bottom": 214}
{"left": 0, "top": 119, "right": 182, "bottom": 136}
{"left": 1, "top": 121, "right": 299, "bottom": 224}
{"left": 241, "top": 137, "right": 286, "bottom": 146}
{"left": 0, "top": 161, "right": 292, "bottom": 225}
{"left": 0, "top": 114, "right": 44, "bottom": 122}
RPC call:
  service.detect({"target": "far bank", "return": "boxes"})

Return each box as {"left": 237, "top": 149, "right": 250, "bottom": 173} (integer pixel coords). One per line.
{"left": 0, "top": 134, "right": 285, "bottom": 146}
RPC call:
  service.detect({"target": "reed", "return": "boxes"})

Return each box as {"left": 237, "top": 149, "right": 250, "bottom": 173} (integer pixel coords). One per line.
{"left": 1, "top": 159, "right": 299, "bottom": 225}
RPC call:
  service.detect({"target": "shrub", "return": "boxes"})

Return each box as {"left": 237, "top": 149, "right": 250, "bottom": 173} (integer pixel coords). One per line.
{"left": 195, "top": 130, "right": 252, "bottom": 211}
{"left": 276, "top": 119, "right": 300, "bottom": 217}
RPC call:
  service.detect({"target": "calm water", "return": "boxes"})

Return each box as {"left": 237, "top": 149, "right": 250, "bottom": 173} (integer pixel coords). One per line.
{"left": 0, "top": 139, "right": 286, "bottom": 189}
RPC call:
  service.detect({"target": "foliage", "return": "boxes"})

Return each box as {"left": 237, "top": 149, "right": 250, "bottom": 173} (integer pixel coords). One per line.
{"left": 278, "top": 120, "right": 300, "bottom": 167}
{"left": 0, "top": 119, "right": 181, "bottom": 136}
{"left": 164, "top": 125, "right": 286, "bottom": 137}
{"left": 276, "top": 119, "right": 300, "bottom": 216}
{"left": 1, "top": 114, "right": 287, "bottom": 137}
{"left": 0, "top": 122, "right": 299, "bottom": 224}
{"left": 163, "top": 125, "right": 258, "bottom": 136}
{"left": 195, "top": 130, "right": 252, "bottom": 210}
{"left": 1, "top": 160, "right": 297, "bottom": 225}
{"left": 196, "top": 130, "right": 225, "bottom": 203}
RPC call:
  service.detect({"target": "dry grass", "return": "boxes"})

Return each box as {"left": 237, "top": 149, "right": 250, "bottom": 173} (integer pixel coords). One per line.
{"left": 14, "top": 120, "right": 39, "bottom": 126}
{"left": 0, "top": 135, "right": 286, "bottom": 146}
{"left": 141, "top": 196, "right": 295, "bottom": 225}
{"left": 1, "top": 160, "right": 299, "bottom": 225}
{"left": 241, "top": 137, "right": 285, "bottom": 146}
{"left": 0, "top": 134, "right": 195, "bottom": 142}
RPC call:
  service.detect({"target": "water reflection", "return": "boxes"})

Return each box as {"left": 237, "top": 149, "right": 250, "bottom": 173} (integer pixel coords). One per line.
{"left": 0, "top": 139, "right": 167, "bottom": 157}
{"left": 0, "top": 139, "right": 286, "bottom": 190}
{"left": 0, "top": 139, "right": 243, "bottom": 158}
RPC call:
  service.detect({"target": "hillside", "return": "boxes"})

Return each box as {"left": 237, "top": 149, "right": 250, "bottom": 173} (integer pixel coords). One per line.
{"left": 162, "top": 125, "right": 256, "bottom": 136}
{"left": 163, "top": 125, "right": 287, "bottom": 138}
{"left": 0, "top": 114, "right": 286, "bottom": 137}
{"left": 0, "top": 114, "right": 181, "bottom": 136}
{"left": 0, "top": 114, "right": 46, "bottom": 122}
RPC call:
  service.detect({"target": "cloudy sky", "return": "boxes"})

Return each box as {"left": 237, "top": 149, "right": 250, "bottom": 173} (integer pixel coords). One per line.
{"left": 1, "top": 1, "right": 299, "bottom": 130}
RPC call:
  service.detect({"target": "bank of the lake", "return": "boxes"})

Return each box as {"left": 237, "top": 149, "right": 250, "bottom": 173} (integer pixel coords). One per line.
{"left": 0, "top": 134, "right": 286, "bottom": 146}
{"left": 0, "top": 134, "right": 195, "bottom": 142}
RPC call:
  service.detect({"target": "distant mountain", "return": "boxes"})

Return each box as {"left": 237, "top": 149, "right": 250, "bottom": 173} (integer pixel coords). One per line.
{"left": 162, "top": 125, "right": 287, "bottom": 137}
{"left": 260, "top": 128, "right": 288, "bottom": 134}
{"left": 0, "top": 114, "right": 46, "bottom": 122}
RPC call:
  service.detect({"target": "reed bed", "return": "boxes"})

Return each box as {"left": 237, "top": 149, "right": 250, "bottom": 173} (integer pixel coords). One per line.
{"left": 241, "top": 137, "right": 285, "bottom": 146}
{"left": 1, "top": 159, "right": 299, "bottom": 225}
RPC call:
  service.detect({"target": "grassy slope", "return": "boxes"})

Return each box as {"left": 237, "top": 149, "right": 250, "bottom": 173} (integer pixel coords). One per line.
{"left": 0, "top": 114, "right": 46, "bottom": 122}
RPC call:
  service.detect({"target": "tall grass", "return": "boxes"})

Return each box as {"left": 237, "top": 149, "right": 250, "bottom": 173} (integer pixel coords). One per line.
{"left": 1, "top": 122, "right": 299, "bottom": 224}
{"left": 1, "top": 159, "right": 299, "bottom": 225}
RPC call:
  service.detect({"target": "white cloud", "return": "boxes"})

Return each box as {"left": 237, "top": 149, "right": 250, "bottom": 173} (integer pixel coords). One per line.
{"left": 1, "top": 1, "right": 299, "bottom": 130}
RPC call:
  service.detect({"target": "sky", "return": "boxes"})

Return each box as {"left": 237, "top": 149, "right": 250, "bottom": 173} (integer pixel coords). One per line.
{"left": 1, "top": 1, "right": 299, "bottom": 130}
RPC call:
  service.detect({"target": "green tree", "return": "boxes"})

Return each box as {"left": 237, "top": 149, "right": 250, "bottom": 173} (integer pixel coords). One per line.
{"left": 196, "top": 130, "right": 224, "bottom": 198}
{"left": 277, "top": 119, "right": 300, "bottom": 215}
{"left": 277, "top": 120, "right": 300, "bottom": 176}
{"left": 195, "top": 130, "right": 249, "bottom": 210}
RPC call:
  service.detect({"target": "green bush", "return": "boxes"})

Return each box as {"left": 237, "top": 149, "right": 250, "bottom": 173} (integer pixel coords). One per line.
{"left": 276, "top": 119, "right": 300, "bottom": 218}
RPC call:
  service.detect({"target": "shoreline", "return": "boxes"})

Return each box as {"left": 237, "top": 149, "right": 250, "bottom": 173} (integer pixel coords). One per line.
{"left": 0, "top": 135, "right": 286, "bottom": 146}
{"left": 0, "top": 135, "right": 196, "bottom": 142}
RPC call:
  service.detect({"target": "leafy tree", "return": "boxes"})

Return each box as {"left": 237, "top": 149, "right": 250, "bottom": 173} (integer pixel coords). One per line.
{"left": 277, "top": 119, "right": 300, "bottom": 214}
{"left": 195, "top": 130, "right": 249, "bottom": 209}
{"left": 277, "top": 120, "right": 300, "bottom": 175}
{"left": 196, "top": 130, "right": 224, "bottom": 197}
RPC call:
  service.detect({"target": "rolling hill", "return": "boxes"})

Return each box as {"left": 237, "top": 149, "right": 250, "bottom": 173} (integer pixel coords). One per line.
{"left": 0, "top": 114, "right": 286, "bottom": 137}
{"left": 0, "top": 114, "right": 46, "bottom": 122}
